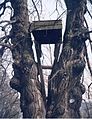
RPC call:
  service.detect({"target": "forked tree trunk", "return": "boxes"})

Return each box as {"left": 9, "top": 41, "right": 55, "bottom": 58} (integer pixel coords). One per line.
{"left": 47, "top": 0, "right": 87, "bottom": 118}
{"left": 9, "top": 0, "right": 88, "bottom": 118}
{"left": 10, "top": 0, "right": 45, "bottom": 118}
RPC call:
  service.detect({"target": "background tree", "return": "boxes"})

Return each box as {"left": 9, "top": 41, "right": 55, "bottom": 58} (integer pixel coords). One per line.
{"left": 0, "top": 0, "right": 92, "bottom": 118}
{"left": 0, "top": 49, "right": 21, "bottom": 118}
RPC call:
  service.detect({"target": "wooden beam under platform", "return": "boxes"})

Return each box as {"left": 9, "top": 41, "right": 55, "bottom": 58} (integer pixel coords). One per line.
{"left": 42, "top": 65, "right": 52, "bottom": 69}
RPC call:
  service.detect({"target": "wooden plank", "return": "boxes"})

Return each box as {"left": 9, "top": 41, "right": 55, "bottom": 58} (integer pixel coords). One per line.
{"left": 30, "top": 20, "right": 62, "bottom": 30}
{"left": 42, "top": 65, "right": 52, "bottom": 69}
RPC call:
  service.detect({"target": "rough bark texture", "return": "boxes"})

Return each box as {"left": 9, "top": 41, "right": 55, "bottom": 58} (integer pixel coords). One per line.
{"left": 46, "top": 0, "right": 87, "bottom": 118}
{"left": 9, "top": 0, "right": 45, "bottom": 118}
{"left": 9, "top": 0, "right": 88, "bottom": 118}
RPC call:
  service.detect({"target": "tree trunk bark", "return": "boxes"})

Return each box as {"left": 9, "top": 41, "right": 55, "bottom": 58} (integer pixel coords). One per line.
{"left": 46, "top": 0, "right": 87, "bottom": 118}
{"left": 10, "top": 0, "right": 45, "bottom": 118}
{"left": 9, "top": 0, "right": 88, "bottom": 118}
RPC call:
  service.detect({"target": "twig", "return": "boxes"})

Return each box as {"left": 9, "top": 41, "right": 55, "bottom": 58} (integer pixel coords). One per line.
{"left": 85, "top": 44, "right": 92, "bottom": 76}
{"left": 0, "top": 43, "right": 11, "bottom": 49}
{"left": 0, "top": 0, "right": 9, "bottom": 17}
{"left": 0, "top": 35, "right": 11, "bottom": 42}
{"left": 31, "top": 0, "right": 40, "bottom": 21}
{"left": 88, "top": 83, "right": 92, "bottom": 99}
{"left": 82, "top": 99, "right": 90, "bottom": 118}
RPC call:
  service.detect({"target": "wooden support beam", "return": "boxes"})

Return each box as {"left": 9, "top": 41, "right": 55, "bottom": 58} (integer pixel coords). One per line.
{"left": 30, "top": 20, "right": 62, "bottom": 30}
{"left": 42, "top": 65, "right": 52, "bottom": 69}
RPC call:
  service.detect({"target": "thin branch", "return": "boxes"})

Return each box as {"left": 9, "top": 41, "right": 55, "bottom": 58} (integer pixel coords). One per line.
{"left": 0, "top": 43, "right": 11, "bottom": 49}
{"left": 88, "top": 83, "right": 92, "bottom": 99}
{"left": 0, "top": 0, "right": 9, "bottom": 17}
{"left": 31, "top": 0, "right": 40, "bottom": 20}
{"left": 82, "top": 99, "right": 90, "bottom": 118}
{"left": 87, "top": 8, "right": 92, "bottom": 19}
{"left": 85, "top": 43, "right": 92, "bottom": 77}
{"left": 88, "top": 0, "right": 92, "bottom": 5}
{"left": 0, "top": 35, "right": 11, "bottom": 42}
{"left": 0, "top": 19, "right": 16, "bottom": 31}
{"left": 56, "top": 10, "right": 67, "bottom": 20}
{"left": 85, "top": 43, "right": 92, "bottom": 99}
{"left": 84, "top": 16, "right": 92, "bottom": 56}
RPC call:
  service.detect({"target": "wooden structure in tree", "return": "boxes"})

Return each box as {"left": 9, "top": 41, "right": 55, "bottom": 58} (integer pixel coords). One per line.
{"left": 31, "top": 20, "right": 62, "bottom": 44}
{"left": 30, "top": 20, "right": 62, "bottom": 102}
{"left": 30, "top": 20, "right": 62, "bottom": 73}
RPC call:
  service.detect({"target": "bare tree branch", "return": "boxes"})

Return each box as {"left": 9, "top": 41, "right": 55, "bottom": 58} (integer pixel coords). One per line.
{"left": 88, "top": 0, "right": 92, "bottom": 5}
{"left": 82, "top": 99, "right": 90, "bottom": 118}
{"left": 87, "top": 8, "right": 92, "bottom": 19}
{"left": 0, "top": 35, "right": 10, "bottom": 42}
{"left": 85, "top": 43, "right": 92, "bottom": 76}
{"left": 31, "top": 0, "right": 40, "bottom": 20}
{"left": 0, "top": 0, "right": 10, "bottom": 17}
{"left": 0, "top": 43, "right": 11, "bottom": 49}
{"left": 88, "top": 83, "right": 92, "bottom": 99}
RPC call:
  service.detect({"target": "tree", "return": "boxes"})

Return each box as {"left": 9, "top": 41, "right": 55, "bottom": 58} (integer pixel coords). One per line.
{"left": 0, "top": 71, "right": 21, "bottom": 118}
{"left": 47, "top": 0, "right": 87, "bottom": 117}
{"left": 0, "top": 52, "right": 21, "bottom": 118}
{"left": 0, "top": 0, "right": 92, "bottom": 118}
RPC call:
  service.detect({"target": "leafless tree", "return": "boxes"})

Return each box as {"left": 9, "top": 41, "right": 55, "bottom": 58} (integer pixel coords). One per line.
{"left": 0, "top": 0, "right": 92, "bottom": 118}
{"left": 0, "top": 52, "right": 21, "bottom": 118}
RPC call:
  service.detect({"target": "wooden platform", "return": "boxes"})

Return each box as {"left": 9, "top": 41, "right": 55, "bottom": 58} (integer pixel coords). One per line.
{"left": 30, "top": 20, "right": 62, "bottom": 44}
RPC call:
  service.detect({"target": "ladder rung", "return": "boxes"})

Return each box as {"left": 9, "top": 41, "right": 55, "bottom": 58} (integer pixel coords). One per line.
{"left": 42, "top": 65, "right": 52, "bottom": 69}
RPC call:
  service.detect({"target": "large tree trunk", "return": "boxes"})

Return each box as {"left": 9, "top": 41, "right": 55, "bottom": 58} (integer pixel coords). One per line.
{"left": 9, "top": 0, "right": 88, "bottom": 118}
{"left": 46, "top": 0, "right": 87, "bottom": 118}
{"left": 10, "top": 0, "right": 45, "bottom": 118}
